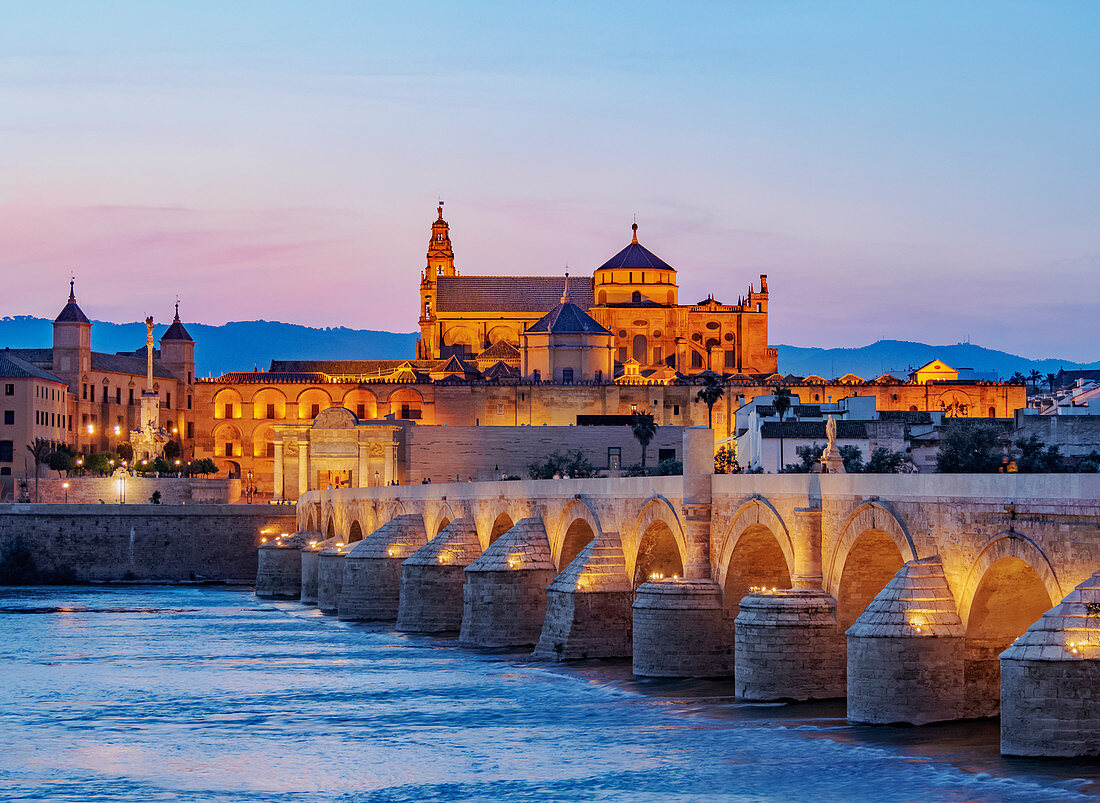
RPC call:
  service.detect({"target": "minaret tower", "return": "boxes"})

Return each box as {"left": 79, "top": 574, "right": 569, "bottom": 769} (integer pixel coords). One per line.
{"left": 418, "top": 202, "right": 456, "bottom": 360}
{"left": 51, "top": 278, "right": 92, "bottom": 388}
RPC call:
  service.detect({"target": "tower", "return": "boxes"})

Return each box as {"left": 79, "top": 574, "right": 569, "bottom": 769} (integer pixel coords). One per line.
{"left": 51, "top": 278, "right": 91, "bottom": 388}
{"left": 160, "top": 301, "right": 195, "bottom": 389}
{"left": 418, "top": 202, "right": 456, "bottom": 360}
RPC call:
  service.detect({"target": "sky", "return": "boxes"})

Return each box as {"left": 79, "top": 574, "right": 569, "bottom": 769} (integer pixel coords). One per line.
{"left": 1, "top": 1, "right": 1097, "bottom": 360}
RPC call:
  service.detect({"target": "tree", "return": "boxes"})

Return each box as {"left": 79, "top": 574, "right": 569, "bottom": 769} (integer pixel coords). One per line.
{"left": 1045, "top": 373, "right": 1058, "bottom": 396}
{"left": 162, "top": 440, "right": 181, "bottom": 462}
{"left": 1027, "top": 369, "right": 1042, "bottom": 392}
{"left": 935, "top": 423, "right": 1003, "bottom": 473}
{"left": 188, "top": 458, "right": 219, "bottom": 476}
{"left": 714, "top": 445, "right": 737, "bottom": 474}
{"left": 694, "top": 374, "right": 724, "bottom": 429}
{"left": 772, "top": 387, "right": 793, "bottom": 470}
{"left": 864, "top": 447, "right": 911, "bottom": 474}
{"left": 47, "top": 445, "right": 75, "bottom": 478}
{"left": 1010, "top": 372, "right": 1026, "bottom": 385}
{"left": 25, "top": 438, "right": 52, "bottom": 502}
{"left": 629, "top": 411, "right": 658, "bottom": 469}
{"left": 527, "top": 450, "right": 597, "bottom": 480}
{"left": 1014, "top": 435, "right": 1063, "bottom": 473}
{"left": 116, "top": 442, "right": 134, "bottom": 462}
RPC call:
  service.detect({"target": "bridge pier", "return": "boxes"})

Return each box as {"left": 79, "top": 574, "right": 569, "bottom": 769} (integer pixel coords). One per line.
{"left": 316, "top": 545, "right": 347, "bottom": 614}
{"left": 338, "top": 515, "right": 428, "bottom": 621}
{"left": 632, "top": 579, "right": 733, "bottom": 677}
{"left": 533, "top": 532, "right": 632, "bottom": 660}
{"left": 846, "top": 556, "right": 965, "bottom": 725}
{"left": 460, "top": 518, "right": 557, "bottom": 648}
{"left": 300, "top": 536, "right": 335, "bottom": 605}
{"left": 1001, "top": 568, "right": 1100, "bottom": 757}
{"left": 735, "top": 588, "right": 845, "bottom": 701}
{"left": 397, "top": 518, "right": 482, "bottom": 632}
{"left": 256, "top": 532, "right": 313, "bottom": 599}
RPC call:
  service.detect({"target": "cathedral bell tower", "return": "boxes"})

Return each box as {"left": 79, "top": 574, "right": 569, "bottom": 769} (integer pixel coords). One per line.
{"left": 418, "top": 202, "right": 456, "bottom": 359}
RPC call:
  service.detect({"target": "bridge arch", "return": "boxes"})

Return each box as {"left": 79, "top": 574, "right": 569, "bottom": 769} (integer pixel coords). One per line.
{"left": 425, "top": 501, "right": 460, "bottom": 537}
{"left": 959, "top": 531, "right": 1061, "bottom": 717}
{"left": 348, "top": 520, "right": 364, "bottom": 543}
{"left": 628, "top": 496, "right": 687, "bottom": 588}
{"left": 550, "top": 497, "right": 603, "bottom": 570}
{"left": 828, "top": 501, "right": 917, "bottom": 631}
{"left": 717, "top": 497, "right": 795, "bottom": 611}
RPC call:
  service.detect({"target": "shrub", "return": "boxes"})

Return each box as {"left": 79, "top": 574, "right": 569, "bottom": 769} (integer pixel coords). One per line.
{"left": 528, "top": 450, "right": 597, "bottom": 480}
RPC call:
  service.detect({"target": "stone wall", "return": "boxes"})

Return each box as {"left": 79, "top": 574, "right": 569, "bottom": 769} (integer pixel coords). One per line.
{"left": 25, "top": 476, "right": 241, "bottom": 505}
{"left": 0, "top": 503, "right": 295, "bottom": 582}
{"left": 403, "top": 424, "right": 685, "bottom": 484}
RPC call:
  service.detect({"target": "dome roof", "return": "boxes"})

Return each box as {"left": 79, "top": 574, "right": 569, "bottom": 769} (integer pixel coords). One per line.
{"left": 54, "top": 280, "right": 90, "bottom": 324}
{"left": 525, "top": 277, "right": 612, "bottom": 336}
{"left": 595, "top": 223, "right": 675, "bottom": 274}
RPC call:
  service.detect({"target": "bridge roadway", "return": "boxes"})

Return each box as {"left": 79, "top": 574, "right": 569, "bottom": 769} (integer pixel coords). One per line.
{"left": 257, "top": 429, "right": 1100, "bottom": 757}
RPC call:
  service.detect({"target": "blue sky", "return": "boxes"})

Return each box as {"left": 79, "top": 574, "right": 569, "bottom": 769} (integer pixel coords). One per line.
{"left": 1, "top": 1, "right": 1097, "bottom": 359}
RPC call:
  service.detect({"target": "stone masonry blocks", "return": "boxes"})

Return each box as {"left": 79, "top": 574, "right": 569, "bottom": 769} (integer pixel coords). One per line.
{"left": 338, "top": 514, "right": 429, "bottom": 621}
{"left": 633, "top": 579, "right": 733, "bottom": 678}
{"left": 397, "top": 518, "right": 482, "bottom": 632}
{"left": 256, "top": 532, "right": 313, "bottom": 599}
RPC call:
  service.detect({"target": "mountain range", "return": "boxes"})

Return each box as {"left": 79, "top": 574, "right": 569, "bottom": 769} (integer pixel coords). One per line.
{"left": 1, "top": 316, "right": 1095, "bottom": 380}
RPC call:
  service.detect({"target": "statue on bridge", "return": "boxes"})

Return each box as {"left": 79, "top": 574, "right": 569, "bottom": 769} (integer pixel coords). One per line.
{"left": 819, "top": 414, "right": 846, "bottom": 474}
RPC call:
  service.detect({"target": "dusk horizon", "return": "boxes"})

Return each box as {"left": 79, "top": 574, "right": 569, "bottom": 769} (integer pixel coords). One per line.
{"left": 3, "top": 2, "right": 1098, "bottom": 361}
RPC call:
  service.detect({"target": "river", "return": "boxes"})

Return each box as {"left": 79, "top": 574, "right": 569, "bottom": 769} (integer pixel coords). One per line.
{"left": 0, "top": 585, "right": 1096, "bottom": 802}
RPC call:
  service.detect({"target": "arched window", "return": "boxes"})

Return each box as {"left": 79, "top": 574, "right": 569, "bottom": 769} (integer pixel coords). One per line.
{"left": 632, "top": 334, "right": 647, "bottom": 363}
{"left": 631, "top": 291, "right": 642, "bottom": 303}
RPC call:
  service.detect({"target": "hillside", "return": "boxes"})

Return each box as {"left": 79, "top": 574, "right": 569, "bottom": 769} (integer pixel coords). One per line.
{"left": 2, "top": 317, "right": 1094, "bottom": 380}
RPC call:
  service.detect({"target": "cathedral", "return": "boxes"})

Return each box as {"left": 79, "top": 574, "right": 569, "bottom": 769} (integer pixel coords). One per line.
{"left": 417, "top": 204, "right": 778, "bottom": 381}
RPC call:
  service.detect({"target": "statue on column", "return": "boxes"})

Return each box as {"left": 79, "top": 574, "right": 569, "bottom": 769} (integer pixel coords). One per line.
{"left": 819, "top": 414, "right": 846, "bottom": 474}
{"left": 130, "top": 315, "right": 171, "bottom": 463}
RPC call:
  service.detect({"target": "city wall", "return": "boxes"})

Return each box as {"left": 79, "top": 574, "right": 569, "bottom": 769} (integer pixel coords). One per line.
{"left": 21, "top": 476, "right": 241, "bottom": 505}
{"left": 0, "top": 504, "right": 295, "bottom": 582}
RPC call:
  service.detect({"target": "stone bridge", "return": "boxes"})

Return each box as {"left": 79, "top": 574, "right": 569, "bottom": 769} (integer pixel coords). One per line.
{"left": 257, "top": 429, "right": 1100, "bottom": 757}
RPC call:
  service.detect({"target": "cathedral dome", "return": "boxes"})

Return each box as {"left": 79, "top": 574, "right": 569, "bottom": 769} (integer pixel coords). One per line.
{"left": 593, "top": 223, "right": 678, "bottom": 306}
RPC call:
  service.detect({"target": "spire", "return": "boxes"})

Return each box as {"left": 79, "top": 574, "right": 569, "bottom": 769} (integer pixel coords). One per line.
{"left": 162, "top": 298, "right": 193, "bottom": 342}
{"left": 173, "top": 298, "right": 180, "bottom": 322}
{"left": 560, "top": 271, "right": 571, "bottom": 304}
{"left": 427, "top": 201, "right": 455, "bottom": 277}
{"left": 54, "top": 276, "right": 90, "bottom": 324}
{"left": 632, "top": 216, "right": 638, "bottom": 244}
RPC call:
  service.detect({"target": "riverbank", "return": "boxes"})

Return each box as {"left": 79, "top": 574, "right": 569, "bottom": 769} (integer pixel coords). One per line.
{"left": 1, "top": 585, "right": 1097, "bottom": 801}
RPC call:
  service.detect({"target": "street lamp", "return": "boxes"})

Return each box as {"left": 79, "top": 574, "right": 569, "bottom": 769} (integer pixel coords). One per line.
{"left": 61, "top": 481, "right": 69, "bottom": 503}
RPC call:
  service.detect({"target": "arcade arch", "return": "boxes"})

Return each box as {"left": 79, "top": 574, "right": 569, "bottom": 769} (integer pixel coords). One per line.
{"left": 297, "top": 388, "right": 332, "bottom": 421}
{"left": 348, "top": 521, "right": 364, "bottom": 543}
{"left": 341, "top": 388, "right": 378, "bottom": 420}
{"left": 251, "top": 387, "right": 287, "bottom": 420}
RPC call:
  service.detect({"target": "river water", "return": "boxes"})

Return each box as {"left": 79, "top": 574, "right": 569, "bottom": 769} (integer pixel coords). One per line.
{"left": 0, "top": 586, "right": 1097, "bottom": 802}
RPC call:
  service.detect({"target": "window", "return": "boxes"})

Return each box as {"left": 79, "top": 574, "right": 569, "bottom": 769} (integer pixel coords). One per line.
{"left": 187, "top": 395, "right": 192, "bottom": 410}
{"left": 631, "top": 291, "right": 642, "bottom": 303}
{"left": 691, "top": 351, "right": 703, "bottom": 368}
{"left": 653, "top": 347, "right": 662, "bottom": 364}
{"left": 594, "top": 370, "right": 602, "bottom": 383}
{"left": 310, "top": 403, "right": 320, "bottom": 419}
{"left": 673, "top": 405, "right": 680, "bottom": 416}
{"left": 186, "top": 422, "right": 194, "bottom": 438}
{"left": 267, "top": 403, "right": 276, "bottom": 419}
{"left": 630, "top": 403, "right": 638, "bottom": 413}
{"left": 608, "top": 447, "right": 621, "bottom": 470}
{"left": 129, "top": 388, "right": 135, "bottom": 404}
{"left": 116, "top": 388, "right": 121, "bottom": 404}
{"left": 562, "top": 368, "right": 574, "bottom": 384}
{"left": 658, "top": 448, "right": 676, "bottom": 463}
{"left": 496, "top": 403, "right": 504, "bottom": 415}
{"left": 355, "top": 403, "right": 365, "bottom": 419}
{"left": 90, "top": 385, "right": 95, "bottom": 403}
{"left": 0, "top": 441, "right": 12, "bottom": 462}
{"left": 756, "top": 303, "right": 761, "bottom": 312}
{"left": 82, "top": 384, "right": 87, "bottom": 399}
{"left": 187, "top": 371, "right": 192, "bottom": 385}
{"left": 617, "top": 347, "right": 627, "bottom": 362}
{"left": 225, "top": 443, "right": 235, "bottom": 457}
{"left": 166, "top": 393, "right": 171, "bottom": 408}
{"left": 2, "top": 411, "right": 12, "bottom": 425}
{"left": 725, "top": 351, "right": 735, "bottom": 368}
{"left": 0, "top": 467, "right": 9, "bottom": 475}
{"left": 989, "top": 406, "right": 996, "bottom": 418}
{"left": 266, "top": 442, "right": 276, "bottom": 458}
{"left": 224, "top": 403, "right": 235, "bottom": 419}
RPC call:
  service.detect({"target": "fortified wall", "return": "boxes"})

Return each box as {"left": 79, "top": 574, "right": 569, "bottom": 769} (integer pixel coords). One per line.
{"left": 264, "top": 428, "right": 1100, "bottom": 757}
{"left": 0, "top": 504, "right": 295, "bottom": 582}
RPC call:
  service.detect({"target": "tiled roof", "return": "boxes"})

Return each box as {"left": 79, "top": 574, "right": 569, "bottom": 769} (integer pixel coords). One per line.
{"left": 0, "top": 350, "right": 66, "bottom": 383}
{"left": 6, "top": 348, "right": 54, "bottom": 367}
{"left": 877, "top": 411, "right": 934, "bottom": 424}
{"left": 525, "top": 302, "right": 611, "bottom": 335}
{"left": 212, "top": 372, "right": 330, "bottom": 384}
{"left": 90, "top": 352, "right": 178, "bottom": 380}
{"left": 435, "top": 276, "right": 594, "bottom": 313}
{"left": 269, "top": 359, "right": 437, "bottom": 375}
{"left": 595, "top": 241, "right": 675, "bottom": 273}
{"left": 476, "top": 340, "right": 521, "bottom": 361}
{"left": 761, "top": 421, "right": 868, "bottom": 439}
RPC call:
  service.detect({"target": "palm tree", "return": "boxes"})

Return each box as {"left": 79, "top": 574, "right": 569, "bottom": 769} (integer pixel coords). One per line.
{"left": 630, "top": 411, "right": 658, "bottom": 469}
{"left": 26, "top": 438, "right": 52, "bottom": 503}
{"left": 1011, "top": 371, "right": 1026, "bottom": 385}
{"left": 773, "top": 387, "right": 793, "bottom": 471}
{"left": 1027, "top": 369, "right": 1041, "bottom": 392}
{"left": 694, "top": 374, "right": 724, "bottom": 428}
{"left": 1046, "top": 372, "right": 1058, "bottom": 396}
